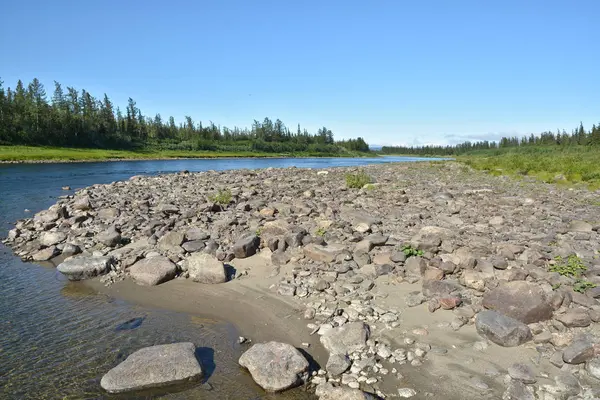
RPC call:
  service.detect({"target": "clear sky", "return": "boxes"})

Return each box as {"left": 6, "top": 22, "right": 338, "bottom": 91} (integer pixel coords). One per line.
{"left": 1, "top": 0, "right": 598, "bottom": 146}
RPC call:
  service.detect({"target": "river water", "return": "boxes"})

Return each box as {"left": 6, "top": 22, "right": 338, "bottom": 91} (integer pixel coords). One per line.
{"left": 0, "top": 156, "right": 440, "bottom": 400}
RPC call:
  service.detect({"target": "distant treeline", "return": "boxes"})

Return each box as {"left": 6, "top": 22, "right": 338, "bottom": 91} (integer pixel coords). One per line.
{"left": 381, "top": 122, "right": 600, "bottom": 155}
{"left": 0, "top": 77, "right": 370, "bottom": 154}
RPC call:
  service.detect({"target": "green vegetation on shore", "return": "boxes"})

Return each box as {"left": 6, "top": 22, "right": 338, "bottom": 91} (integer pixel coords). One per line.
{"left": 378, "top": 122, "right": 600, "bottom": 189}
{"left": 0, "top": 145, "right": 371, "bottom": 162}
{"left": 0, "top": 77, "right": 371, "bottom": 159}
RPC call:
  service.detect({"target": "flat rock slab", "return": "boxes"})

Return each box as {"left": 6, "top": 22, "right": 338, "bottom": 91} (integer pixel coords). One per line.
{"left": 316, "top": 383, "right": 380, "bottom": 400}
{"left": 57, "top": 256, "right": 112, "bottom": 281}
{"left": 304, "top": 243, "right": 347, "bottom": 263}
{"left": 320, "top": 322, "right": 370, "bottom": 355}
{"left": 129, "top": 256, "right": 177, "bottom": 286}
{"left": 239, "top": 341, "right": 309, "bottom": 392}
{"left": 475, "top": 310, "right": 532, "bottom": 347}
{"left": 100, "top": 342, "right": 203, "bottom": 393}
{"left": 482, "top": 281, "right": 553, "bottom": 323}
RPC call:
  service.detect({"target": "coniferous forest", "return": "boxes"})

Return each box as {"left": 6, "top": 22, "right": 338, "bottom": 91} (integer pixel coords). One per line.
{"left": 380, "top": 122, "right": 600, "bottom": 156}
{"left": 0, "top": 77, "right": 370, "bottom": 155}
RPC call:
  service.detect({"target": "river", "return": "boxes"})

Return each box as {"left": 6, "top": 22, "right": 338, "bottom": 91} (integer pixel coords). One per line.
{"left": 0, "top": 156, "right": 443, "bottom": 399}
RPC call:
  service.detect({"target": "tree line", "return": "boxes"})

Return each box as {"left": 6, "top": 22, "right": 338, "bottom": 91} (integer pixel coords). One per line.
{"left": 380, "top": 122, "right": 600, "bottom": 156}
{"left": 0, "top": 77, "right": 370, "bottom": 154}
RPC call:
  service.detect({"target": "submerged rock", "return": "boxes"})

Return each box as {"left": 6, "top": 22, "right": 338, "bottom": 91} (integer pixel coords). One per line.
{"left": 100, "top": 342, "right": 203, "bottom": 393}
{"left": 238, "top": 341, "right": 309, "bottom": 392}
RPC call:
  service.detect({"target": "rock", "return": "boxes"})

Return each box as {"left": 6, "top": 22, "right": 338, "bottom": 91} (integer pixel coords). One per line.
{"left": 422, "top": 280, "right": 461, "bottom": 298}
{"left": 405, "top": 256, "right": 426, "bottom": 276}
{"left": 129, "top": 256, "right": 177, "bottom": 286}
{"left": 61, "top": 243, "right": 81, "bottom": 257}
{"left": 184, "top": 253, "right": 227, "bottom": 284}
{"left": 97, "top": 228, "right": 121, "bottom": 247}
{"left": 185, "top": 228, "right": 209, "bottom": 241}
{"left": 390, "top": 252, "right": 407, "bottom": 263}
{"left": 507, "top": 363, "right": 537, "bottom": 383}
{"left": 502, "top": 380, "right": 535, "bottom": 400}
{"left": 57, "top": 256, "right": 112, "bottom": 280}
{"left": 482, "top": 281, "right": 553, "bottom": 323}
{"left": 316, "top": 384, "right": 379, "bottom": 400}
{"left": 556, "top": 309, "right": 591, "bottom": 327}
{"left": 73, "top": 195, "right": 91, "bottom": 211}
{"left": 405, "top": 292, "right": 426, "bottom": 307}
{"left": 158, "top": 231, "right": 185, "bottom": 251}
{"left": 40, "top": 231, "right": 67, "bottom": 247}
{"left": 568, "top": 220, "right": 593, "bottom": 232}
{"left": 233, "top": 234, "right": 260, "bottom": 258}
{"left": 463, "top": 270, "right": 486, "bottom": 291}
{"left": 304, "top": 243, "right": 346, "bottom": 263}
{"left": 320, "top": 322, "right": 369, "bottom": 355}
{"left": 439, "top": 296, "right": 462, "bottom": 310}
{"left": 586, "top": 357, "right": 600, "bottom": 380}
{"left": 475, "top": 310, "right": 532, "bottom": 347}
{"left": 563, "top": 339, "right": 596, "bottom": 364}
{"left": 97, "top": 207, "right": 119, "bottom": 220}
{"left": 100, "top": 342, "right": 202, "bottom": 393}
{"left": 326, "top": 353, "right": 352, "bottom": 376}
{"left": 182, "top": 240, "right": 205, "bottom": 253}
{"left": 278, "top": 283, "right": 296, "bottom": 296}
{"left": 397, "top": 388, "right": 417, "bottom": 398}
{"left": 238, "top": 342, "right": 309, "bottom": 392}
{"left": 32, "top": 246, "right": 59, "bottom": 261}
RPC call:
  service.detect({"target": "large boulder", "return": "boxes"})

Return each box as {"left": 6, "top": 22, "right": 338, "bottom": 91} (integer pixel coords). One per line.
{"left": 100, "top": 342, "right": 203, "bottom": 393}
{"left": 475, "top": 310, "right": 532, "bottom": 347}
{"left": 233, "top": 234, "right": 260, "bottom": 259}
{"left": 57, "top": 256, "right": 112, "bottom": 281}
{"left": 320, "top": 322, "right": 370, "bottom": 355}
{"left": 129, "top": 256, "right": 177, "bottom": 286}
{"left": 40, "top": 231, "right": 67, "bottom": 247}
{"left": 482, "top": 281, "right": 553, "bottom": 323}
{"left": 185, "top": 253, "right": 227, "bottom": 284}
{"left": 239, "top": 341, "right": 309, "bottom": 392}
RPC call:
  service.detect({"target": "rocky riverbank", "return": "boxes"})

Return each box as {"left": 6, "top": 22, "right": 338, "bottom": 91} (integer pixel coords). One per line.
{"left": 4, "top": 161, "right": 600, "bottom": 399}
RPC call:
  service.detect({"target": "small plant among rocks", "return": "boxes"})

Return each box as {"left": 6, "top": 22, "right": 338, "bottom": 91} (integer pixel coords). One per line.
{"left": 573, "top": 279, "right": 597, "bottom": 293}
{"left": 209, "top": 189, "right": 232, "bottom": 205}
{"left": 550, "top": 255, "right": 587, "bottom": 277}
{"left": 550, "top": 255, "right": 597, "bottom": 293}
{"left": 316, "top": 227, "right": 326, "bottom": 237}
{"left": 345, "top": 170, "right": 372, "bottom": 189}
{"left": 402, "top": 245, "right": 423, "bottom": 257}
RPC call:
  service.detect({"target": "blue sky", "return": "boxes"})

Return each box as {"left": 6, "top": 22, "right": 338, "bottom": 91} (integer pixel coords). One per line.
{"left": 1, "top": 0, "right": 597, "bottom": 146}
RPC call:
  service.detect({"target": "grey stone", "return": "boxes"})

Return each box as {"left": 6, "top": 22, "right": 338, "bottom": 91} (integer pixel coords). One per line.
{"left": 586, "top": 357, "right": 600, "bottom": 380}
{"left": 405, "top": 291, "right": 426, "bottom": 307}
{"left": 326, "top": 353, "right": 351, "bottom": 376}
{"left": 422, "top": 280, "right": 461, "bottom": 298}
{"left": 32, "top": 246, "right": 59, "bottom": 261}
{"left": 73, "top": 195, "right": 91, "bottom": 211}
{"left": 502, "top": 380, "right": 535, "bottom": 400}
{"left": 182, "top": 240, "right": 205, "bottom": 253}
{"left": 556, "top": 309, "right": 591, "bottom": 327}
{"left": 563, "top": 339, "right": 596, "bottom": 364}
{"left": 475, "top": 310, "right": 532, "bottom": 347}
{"left": 40, "top": 231, "right": 67, "bottom": 247}
{"left": 391, "top": 251, "right": 407, "bottom": 263}
{"left": 61, "top": 243, "right": 81, "bottom": 257}
{"left": 100, "top": 342, "right": 202, "bottom": 393}
{"left": 568, "top": 220, "right": 593, "bottom": 232}
{"left": 304, "top": 243, "right": 346, "bottom": 263}
{"left": 185, "top": 227, "right": 209, "bottom": 241}
{"left": 320, "top": 322, "right": 369, "bottom": 355}
{"left": 97, "top": 228, "right": 121, "bottom": 247}
{"left": 184, "top": 253, "right": 226, "bottom": 284}
{"left": 405, "top": 256, "right": 426, "bottom": 276}
{"left": 158, "top": 231, "right": 184, "bottom": 251}
{"left": 238, "top": 341, "right": 309, "bottom": 392}
{"left": 57, "top": 256, "right": 112, "bottom": 281}
{"left": 482, "top": 281, "right": 553, "bottom": 323}
{"left": 233, "top": 234, "right": 260, "bottom": 258}
{"left": 315, "top": 383, "right": 380, "bottom": 400}
{"left": 129, "top": 256, "right": 177, "bottom": 286}
{"left": 507, "top": 363, "right": 537, "bottom": 383}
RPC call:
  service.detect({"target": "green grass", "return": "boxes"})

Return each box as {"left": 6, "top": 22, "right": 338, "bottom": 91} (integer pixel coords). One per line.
{"left": 0, "top": 145, "right": 373, "bottom": 162}
{"left": 208, "top": 188, "right": 232, "bottom": 205}
{"left": 458, "top": 146, "right": 600, "bottom": 190}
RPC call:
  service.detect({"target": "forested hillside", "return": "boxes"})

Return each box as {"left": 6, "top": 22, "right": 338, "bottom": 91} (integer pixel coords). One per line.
{"left": 0, "top": 78, "right": 370, "bottom": 154}
{"left": 381, "top": 122, "right": 600, "bottom": 155}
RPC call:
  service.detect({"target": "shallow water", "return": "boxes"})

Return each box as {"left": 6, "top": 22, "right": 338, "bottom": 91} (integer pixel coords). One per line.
{"left": 0, "top": 156, "right": 442, "bottom": 399}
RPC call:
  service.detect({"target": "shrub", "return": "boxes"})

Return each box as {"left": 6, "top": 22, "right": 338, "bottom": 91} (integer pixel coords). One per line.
{"left": 345, "top": 170, "right": 372, "bottom": 189}
{"left": 549, "top": 255, "right": 587, "bottom": 277}
{"left": 402, "top": 245, "right": 423, "bottom": 257}
{"left": 208, "top": 189, "right": 232, "bottom": 205}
